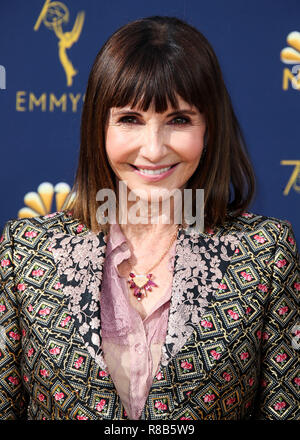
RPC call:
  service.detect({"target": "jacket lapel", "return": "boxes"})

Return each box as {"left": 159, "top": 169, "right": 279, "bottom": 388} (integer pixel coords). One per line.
{"left": 48, "top": 226, "right": 109, "bottom": 371}
{"left": 160, "top": 223, "right": 244, "bottom": 366}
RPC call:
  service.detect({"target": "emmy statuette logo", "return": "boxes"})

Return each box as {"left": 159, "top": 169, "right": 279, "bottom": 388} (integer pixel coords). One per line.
{"left": 34, "top": 0, "right": 85, "bottom": 87}
{"left": 15, "top": 1, "right": 85, "bottom": 112}
{"left": 280, "top": 31, "right": 300, "bottom": 90}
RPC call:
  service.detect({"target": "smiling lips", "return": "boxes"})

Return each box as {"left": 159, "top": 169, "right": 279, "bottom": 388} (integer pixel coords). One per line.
{"left": 130, "top": 163, "right": 179, "bottom": 180}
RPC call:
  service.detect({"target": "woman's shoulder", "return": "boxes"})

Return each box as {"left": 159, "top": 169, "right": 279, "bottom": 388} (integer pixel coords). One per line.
{"left": 225, "top": 210, "right": 298, "bottom": 251}
{"left": 227, "top": 210, "right": 294, "bottom": 233}
{"left": 0, "top": 210, "right": 86, "bottom": 243}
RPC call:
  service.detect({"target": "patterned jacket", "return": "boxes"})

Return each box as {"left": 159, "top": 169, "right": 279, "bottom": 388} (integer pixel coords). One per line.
{"left": 0, "top": 210, "right": 299, "bottom": 420}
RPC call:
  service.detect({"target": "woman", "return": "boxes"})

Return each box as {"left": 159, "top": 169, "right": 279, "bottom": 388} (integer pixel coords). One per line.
{"left": 0, "top": 16, "right": 299, "bottom": 420}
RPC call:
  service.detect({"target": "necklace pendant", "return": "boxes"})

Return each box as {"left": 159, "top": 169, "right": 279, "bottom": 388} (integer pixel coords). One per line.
{"left": 128, "top": 272, "right": 158, "bottom": 300}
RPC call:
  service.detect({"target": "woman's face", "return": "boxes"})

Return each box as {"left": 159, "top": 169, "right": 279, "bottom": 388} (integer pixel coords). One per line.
{"left": 105, "top": 95, "right": 206, "bottom": 202}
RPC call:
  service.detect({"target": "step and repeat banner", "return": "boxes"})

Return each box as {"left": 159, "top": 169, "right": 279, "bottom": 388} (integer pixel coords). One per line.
{"left": 0, "top": 0, "right": 299, "bottom": 243}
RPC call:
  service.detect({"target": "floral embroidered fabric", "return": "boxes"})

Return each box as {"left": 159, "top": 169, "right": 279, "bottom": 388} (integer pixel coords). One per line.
{"left": 0, "top": 211, "right": 298, "bottom": 420}
{"left": 100, "top": 223, "right": 176, "bottom": 419}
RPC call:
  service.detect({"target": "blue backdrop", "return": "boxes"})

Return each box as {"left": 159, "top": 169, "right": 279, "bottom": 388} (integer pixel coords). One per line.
{"left": 0, "top": 0, "right": 299, "bottom": 244}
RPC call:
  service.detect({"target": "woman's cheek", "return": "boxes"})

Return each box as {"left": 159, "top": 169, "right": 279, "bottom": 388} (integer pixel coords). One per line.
{"left": 172, "top": 132, "right": 204, "bottom": 161}
{"left": 108, "top": 127, "right": 141, "bottom": 151}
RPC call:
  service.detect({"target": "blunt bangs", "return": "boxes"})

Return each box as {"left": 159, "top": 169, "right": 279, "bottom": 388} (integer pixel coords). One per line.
{"left": 107, "top": 56, "right": 183, "bottom": 113}
{"left": 103, "top": 22, "right": 206, "bottom": 114}
{"left": 112, "top": 54, "right": 181, "bottom": 113}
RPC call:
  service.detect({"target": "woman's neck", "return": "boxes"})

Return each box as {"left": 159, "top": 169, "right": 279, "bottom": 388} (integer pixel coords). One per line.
{"left": 116, "top": 191, "right": 184, "bottom": 241}
{"left": 118, "top": 221, "right": 179, "bottom": 244}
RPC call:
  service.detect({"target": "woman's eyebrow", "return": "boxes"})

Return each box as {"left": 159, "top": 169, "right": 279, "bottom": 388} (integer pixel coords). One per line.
{"left": 111, "top": 109, "right": 197, "bottom": 117}
{"left": 167, "top": 109, "right": 197, "bottom": 117}
{"left": 111, "top": 109, "right": 141, "bottom": 117}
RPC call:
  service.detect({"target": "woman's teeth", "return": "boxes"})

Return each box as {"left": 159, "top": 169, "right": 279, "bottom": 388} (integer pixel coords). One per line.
{"left": 136, "top": 166, "right": 172, "bottom": 175}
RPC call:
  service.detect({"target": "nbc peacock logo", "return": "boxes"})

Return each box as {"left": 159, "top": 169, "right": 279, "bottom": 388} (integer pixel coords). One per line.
{"left": 18, "top": 182, "right": 75, "bottom": 218}
{"left": 280, "top": 31, "right": 300, "bottom": 90}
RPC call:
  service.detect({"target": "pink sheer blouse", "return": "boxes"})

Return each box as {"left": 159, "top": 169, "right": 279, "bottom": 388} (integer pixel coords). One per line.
{"left": 100, "top": 223, "right": 176, "bottom": 420}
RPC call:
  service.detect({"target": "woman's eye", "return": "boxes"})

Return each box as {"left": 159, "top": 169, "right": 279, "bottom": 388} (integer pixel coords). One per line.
{"left": 117, "top": 115, "right": 191, "bottom": 125}
{"left": 118, "top": 116, "right": 139, "bottom": 124}
{"left": 170, "top": 116, "right": 190, "bottom": 125}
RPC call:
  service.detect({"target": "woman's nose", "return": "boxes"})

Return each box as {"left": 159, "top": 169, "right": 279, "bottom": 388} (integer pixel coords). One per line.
{"left": 139, "top": 124, "right": 168, "bottom": 162}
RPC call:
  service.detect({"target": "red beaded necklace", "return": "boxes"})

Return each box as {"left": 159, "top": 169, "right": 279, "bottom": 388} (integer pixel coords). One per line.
{"left": 126, "top": 225, "right": 179, "bottom": 301}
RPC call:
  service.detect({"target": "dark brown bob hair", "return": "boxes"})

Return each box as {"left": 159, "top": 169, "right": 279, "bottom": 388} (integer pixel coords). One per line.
{"left": 68, "top": 15, "right": 255, "bottom": 233}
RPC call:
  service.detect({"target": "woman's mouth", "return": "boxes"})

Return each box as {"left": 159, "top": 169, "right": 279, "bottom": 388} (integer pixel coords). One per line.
{"left": 130, "top": 163, "right": 179, "bottom": 180}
